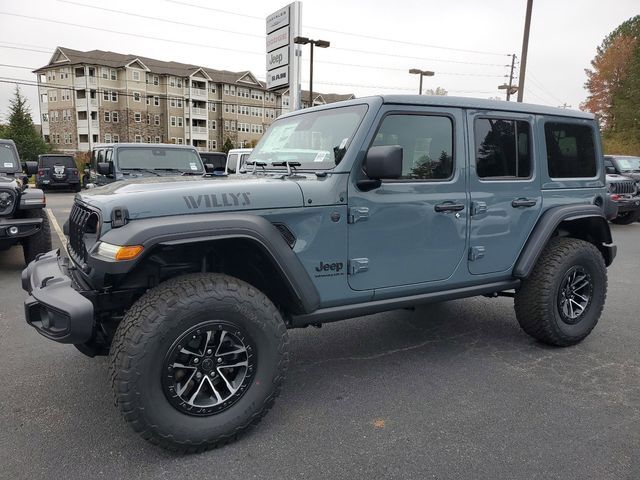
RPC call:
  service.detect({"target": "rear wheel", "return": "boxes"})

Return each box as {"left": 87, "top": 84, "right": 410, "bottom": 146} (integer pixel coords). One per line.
{"left": 21, "top": 209, "right": 52, "bottom": 264}
{"left": 514, "top": 237, "right": 607, "bottom": 346}
{"left": 109, "top": 273, "right": 288, "bottom": 452}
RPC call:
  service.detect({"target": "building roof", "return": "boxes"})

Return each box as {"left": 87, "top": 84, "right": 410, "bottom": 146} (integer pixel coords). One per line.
{"left": 34, "top": 46, "right": 267, "bottom": 87}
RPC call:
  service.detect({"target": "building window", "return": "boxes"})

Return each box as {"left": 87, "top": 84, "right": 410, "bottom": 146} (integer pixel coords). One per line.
{"left": 101, "top": 67, "right": 109, "bottom": 79}
{"left": 135, "top": 135, "right": 142, "bottom": 143}
{"left": 146, "top": 136, "right": 151, "bottom": 143}
{"left": 132, "top": 70, "right": 140, "bottom": 81}
{"left": 210, "top": 84, "right": 216, "bottom": 93}
{"left": 224, "top": 120, "right": 229, "bottom": 131}
{"left": 153, "top": 75, "right": 159, "bottom": 86}
{"left": 171, "top": 116, "right": 176, "bottom": 127}
{"left": 224, "top": 84, "right": 229, "bottom": 95}
{"left": 112, "top": 111, "right": 119, "bottom": 123}
{"left": 42, "top": 113, "right": 49, "bottom": 122}
{"left": 113, "top": 134, "right": 119, "bottom": 143}
{"left": 177, "top": 98, "right": 183, "bottom": 108}
{"left": 147, "top": 114, "right": 151, "bottom": 125}
{"left": 231, "top": 121, "right": 236, "bottom": 131}
{"left": 133, "top": 92, "right": 141, "bottom": 102}
{"left": 134, "top": 112, "right": 141, "bottom": 123}
{"left": 210, "top": 120, "right": 216, "bottom": 130}
{"left": 177, "top": 117, "right": 183, "bottom": 127}
{"left": 104, "top": 133, "right": 112, "bottom": 143}
{"left": 177, "top": 137, "right": 183, "bottom": 145}
{"left": 154, "top": 136, "right": 161, "bottom": 143}
{"left": 230, "top": 86, "right": 235, "bottom": 96}
{"left": 209, "top": 102, "right": 216, "bottom": 112}
{"left": 111, "top": 91, "right": 118, "bottom": 102}
{"left": 170, "top": 137, "right": 176, "bottom": 144}
{"left": 169, "top": 76, "right": 175, "bottom": 87}
{"left": 154, "top": 96, "right": 160, "bottom": 106}
{"left": 154, "top": 115, "right": 160, "bottom": 126}
{"left": 177, "top": 78, "right": 182, "bottom": 88}
{"left": 111, "top": 69, "right": 117, "bottom": 80}
{"left": 170, "top": 97, "right": 176, "bottom": 108}
{"left": 104, "top": 111, "right": 110, "bottom": 122}
{"left": 103, "top": 90, "right": 110, "bottom": 101}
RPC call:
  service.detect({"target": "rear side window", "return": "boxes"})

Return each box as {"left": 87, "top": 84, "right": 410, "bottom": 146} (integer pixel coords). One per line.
{"left": 545, "top": 122, "right": 597, "bottom": 178}
{"left": 475, "top": 118, "right": 531, "bottom": 179}
{"left": 372, "top": 114, "right": 454, "bottom": 180}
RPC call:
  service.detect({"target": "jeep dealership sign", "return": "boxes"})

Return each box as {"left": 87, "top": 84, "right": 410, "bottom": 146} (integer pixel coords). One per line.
{"left": 266, "top": 2, "right": 302, "bottom": 110}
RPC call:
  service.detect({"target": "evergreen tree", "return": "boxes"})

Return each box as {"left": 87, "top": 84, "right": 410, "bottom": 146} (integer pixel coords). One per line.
{"left": 222, "top": 137, "right": 235, "bottom": 154}
{"left": 4, "top": 86, "right": 49, "bottom": 160}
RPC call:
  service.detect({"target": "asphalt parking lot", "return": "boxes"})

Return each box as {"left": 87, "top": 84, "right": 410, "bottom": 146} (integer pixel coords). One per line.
{"left": 1, "top": 191, "right": 639, "bottom": 480}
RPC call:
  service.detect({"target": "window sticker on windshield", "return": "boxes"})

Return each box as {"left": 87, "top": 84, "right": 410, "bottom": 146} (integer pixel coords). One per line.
{"left": 190, "top": 162, "right": 198, "bottom": 171}
{"left": 339, "top": 137, "right": 348, "bottom": 150}
{"left": 313, "top": 152, "right": 329, "bottom": 162}
{"left": 262, "top": 123, "right": 298, "bottom": 151}
{"left": 3, "top": 162, "right": 13, "bottom": 167}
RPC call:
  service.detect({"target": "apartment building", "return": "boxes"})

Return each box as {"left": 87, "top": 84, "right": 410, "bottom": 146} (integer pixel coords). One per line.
{"left": 34, "top": 47, "right": 353, "bottom": 152}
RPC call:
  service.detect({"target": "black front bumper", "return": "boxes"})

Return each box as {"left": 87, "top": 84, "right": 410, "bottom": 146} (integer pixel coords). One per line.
{"left": 0, "top": 216, "right": 42, "bottom": 240}
{"left": 22, "top": 249, "right": 95, "bottom": 344}
{"left": 615, "top": 197, "right": 640, "bottom": 213}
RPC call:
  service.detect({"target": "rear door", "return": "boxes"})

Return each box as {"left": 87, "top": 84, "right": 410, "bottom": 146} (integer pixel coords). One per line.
{"left": 466, "top": 111, "right": 541, "bottom": 275}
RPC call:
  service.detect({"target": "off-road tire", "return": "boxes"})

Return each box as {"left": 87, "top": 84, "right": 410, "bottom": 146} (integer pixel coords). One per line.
{"left": 108, "top": 273, "right": 289, "bottom": 453}
{"left": 21, "top": 209, "right": 52, "bottom": 264}
{"left": 611, "top": 210, "right": 640, "bottom": 225}
{"left": 514, "top": 237, "right": 607, "bottom": 347}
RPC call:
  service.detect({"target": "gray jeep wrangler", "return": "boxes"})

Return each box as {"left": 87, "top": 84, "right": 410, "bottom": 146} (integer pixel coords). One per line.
{"left": 0, "top": 139, "right": 51, "bottom": 265}
{"left": 22, "top": 97, "right": 616, "bottom": 452}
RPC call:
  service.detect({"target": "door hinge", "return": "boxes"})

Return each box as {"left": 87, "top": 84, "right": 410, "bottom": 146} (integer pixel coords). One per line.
{"left": 348, "top": 206, "right": 369, "bottom": 224}
{"left": 470, "top": 201, "right": 487, "bottom": 217}
{"left": 469, "top": 246, "right": 485, "bottom": 261}
{"left": 348, "top": 258, "right": 369, "bottom": 275}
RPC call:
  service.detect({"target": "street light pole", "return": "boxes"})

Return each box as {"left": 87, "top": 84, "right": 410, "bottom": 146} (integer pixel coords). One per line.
{"left": 293, "top": 36, "right": 330, "bottom": 108}
{"left": 409, "top": 69, "right": 435, "bottom": 95}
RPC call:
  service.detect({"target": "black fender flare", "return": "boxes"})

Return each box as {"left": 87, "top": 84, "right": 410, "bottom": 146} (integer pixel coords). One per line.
{"left": 96, "top": 213, "right": 321, "bottom": 314}
{"left": 513, "top": 204, "right": 616, "bottom": 279}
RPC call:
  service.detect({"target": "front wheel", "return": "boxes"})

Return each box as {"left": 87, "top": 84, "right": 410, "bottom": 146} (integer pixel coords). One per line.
{"left": 514, "top": 237, "right": 607, "bottom": 346}
{"left": 109, "top": 273, "right": 289, "bottom": 452}
{"left": 21, "top": 209, "right": 52, "bottom": 264}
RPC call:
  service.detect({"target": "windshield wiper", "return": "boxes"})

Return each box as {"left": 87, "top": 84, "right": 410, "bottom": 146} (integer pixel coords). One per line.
{"left": 272, "top": 161, "right": 301, "bottom": 177}
{"left": 121, "top": 167, "right": 161, "bottom": 177}
{"left": 245, "top": 160, "right": 267, "bottom": 174}
{"left": 153, "top": 167, "right": 202, "bottom": 175}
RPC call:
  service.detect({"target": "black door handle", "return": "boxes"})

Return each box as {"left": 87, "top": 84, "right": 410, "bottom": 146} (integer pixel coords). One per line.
{"left": 512, "top": 198, "right": 537, "bottom": 208}
{"left": 434, "top": 202, "right": 465, "bottom": 213}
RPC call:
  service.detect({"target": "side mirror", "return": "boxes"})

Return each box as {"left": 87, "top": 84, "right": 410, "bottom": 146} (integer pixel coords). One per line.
{"left": 605, "top": 166, "right": 616, "bottom": 174}
{"left": 97, "top": 162, "right": 111, "bottom": 175}
{"left": 203, "top": 163, "right": 214, "bottom": 173}
{"left": 358, "top": 145, "right": 403, "bottom": 191}
{"left": 23, "top": 161, "right": 38, "bottom": 176}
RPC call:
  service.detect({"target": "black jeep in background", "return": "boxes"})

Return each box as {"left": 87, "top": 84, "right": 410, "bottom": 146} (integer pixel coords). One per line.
{"left": 35, "top": 154, "right": 81, "bottom": 192}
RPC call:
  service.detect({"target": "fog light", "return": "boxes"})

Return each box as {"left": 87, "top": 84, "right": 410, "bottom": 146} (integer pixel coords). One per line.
{"left": 8, "top": 226, "right": 19, "bottom": 235}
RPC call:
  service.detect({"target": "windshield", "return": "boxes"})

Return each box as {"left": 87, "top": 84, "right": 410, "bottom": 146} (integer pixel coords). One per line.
{"left": 40, "top": 156, "right": 75, "bottom": 168}
{"left": 117, "top": 147, "right": 204, "bottom": 173}
{"left": 0, "top": 143, "right": 19, "bottom": 172}
{"left": 250, "top": 104, "right": 368, "bottom": 170}
{"left": 613, "top": 156, "right": 640, "bottom": 172}
{"left": 200, "top": 153, "right": 226, "bottom": 170}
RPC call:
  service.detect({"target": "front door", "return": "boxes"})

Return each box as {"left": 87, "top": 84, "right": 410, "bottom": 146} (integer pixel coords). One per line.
{"left": 466, "top": 111, "right": 542, "bottom": 275}
{"left": 347, "top": 106, "right": 468, "bottom": 291}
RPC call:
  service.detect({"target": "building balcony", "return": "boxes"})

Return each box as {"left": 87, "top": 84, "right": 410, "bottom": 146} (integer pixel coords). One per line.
{"left": 186, "top": 126, "right": 208, "bottom": 140}
{"left": 77, "top": 120, "right": 100, "bottom": 134}
{"left": 186, "top": 106, "right": 208, "bottom": 118}
{"left": 76, "top": 97, "right": 98, "bottom": 109}
{"left": 190, "top": 88, "right": 207, "bottom": 99}
{"left": 74, "top": 76, "right": 97, "bottom": 89}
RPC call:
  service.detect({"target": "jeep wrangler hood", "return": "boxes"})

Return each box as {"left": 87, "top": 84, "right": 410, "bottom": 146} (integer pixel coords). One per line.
{"left": 77, "top": 175, "right": 304, "bottom": 221}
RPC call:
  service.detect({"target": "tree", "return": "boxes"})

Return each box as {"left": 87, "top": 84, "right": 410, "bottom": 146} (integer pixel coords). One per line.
{"left": 4, "top": 86, "right": 49, "bottom": 160}
{"left": 581, "top": 16, "right": 640, "bottom": 154}
{"left": 222, "top": 137, "right": 234, "bottom": 154}
{"left": 424, "top": 87, "right": 448, "bottom": 96}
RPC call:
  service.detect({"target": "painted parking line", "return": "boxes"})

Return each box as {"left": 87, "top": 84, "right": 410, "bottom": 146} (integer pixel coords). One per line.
{"left": 46, "top": 208, "right": 67, "bottom": 247}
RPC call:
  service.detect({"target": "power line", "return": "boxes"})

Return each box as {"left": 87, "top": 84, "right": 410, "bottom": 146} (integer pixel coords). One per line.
{"left": 303, "top": 59, "right": 507, "bottom": 77}
{"left": 0, "top": 63, "right": 37, "bottom": 70}
{"left": 163, "top": 0, "right": 509, "bottom": 57}
{"left": 527, "top": 73, "right": 566, "bottom": 105}
{"left": 0, "top": 44, "right": 51, "bottom": 54}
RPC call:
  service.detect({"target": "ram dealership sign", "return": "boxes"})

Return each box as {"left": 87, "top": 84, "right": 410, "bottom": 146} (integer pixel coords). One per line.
{"left": 266, "top": 2, "right": 302, "bottom": 110}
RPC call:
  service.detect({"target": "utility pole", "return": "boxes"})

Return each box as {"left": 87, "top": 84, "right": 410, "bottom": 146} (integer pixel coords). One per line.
{"left": 517, "top": 0, "right": 533, "bottom": 102}
{"left": 507, "top": 54, "right": 517, "bottom": 101}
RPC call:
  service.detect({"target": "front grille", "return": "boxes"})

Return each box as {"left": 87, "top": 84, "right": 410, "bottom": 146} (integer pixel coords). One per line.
{"left": 68, "top": 202, "right": 100, "bottom": 262}
{"left": 609, "top": 180, "right": 636, "bottom": 195}
{"left": 0, "top": 189, "right": 16, "bottom": 216}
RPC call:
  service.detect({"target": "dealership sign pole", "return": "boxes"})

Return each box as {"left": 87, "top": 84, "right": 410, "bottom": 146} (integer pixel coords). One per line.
{"left": 266, "top": 2, "right": 302, "bottom": 111}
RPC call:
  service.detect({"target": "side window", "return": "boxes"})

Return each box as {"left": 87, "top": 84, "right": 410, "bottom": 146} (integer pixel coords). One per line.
{"left": 227, "top": 154, "right": 238, "bottom": 174}
{"left": 372, "top": 114, "right": 453, "bottom": 180}
{"left": 96, "top": 149, "right": 105, "bottom": 163}
{"left": 545, "top": 122, "right": 596, "bottom": 178}
{"left": 90, "top": 149, "right": 98, "bottom": 169}
{"left": 105, "top": 149, "right": 113, "bottom": 163}
{"left": 475, "top": 118, "right": 531, "bottom": 179}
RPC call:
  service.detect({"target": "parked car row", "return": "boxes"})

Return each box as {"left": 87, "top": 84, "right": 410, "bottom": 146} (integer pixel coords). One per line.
{"left": 605, "top": 155, "right": 640, "bottom": 224}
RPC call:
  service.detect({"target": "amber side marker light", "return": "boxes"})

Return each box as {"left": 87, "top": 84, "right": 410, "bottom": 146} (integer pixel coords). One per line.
{"left": 96, "top": 242, "right": 144, "bottom": 261}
